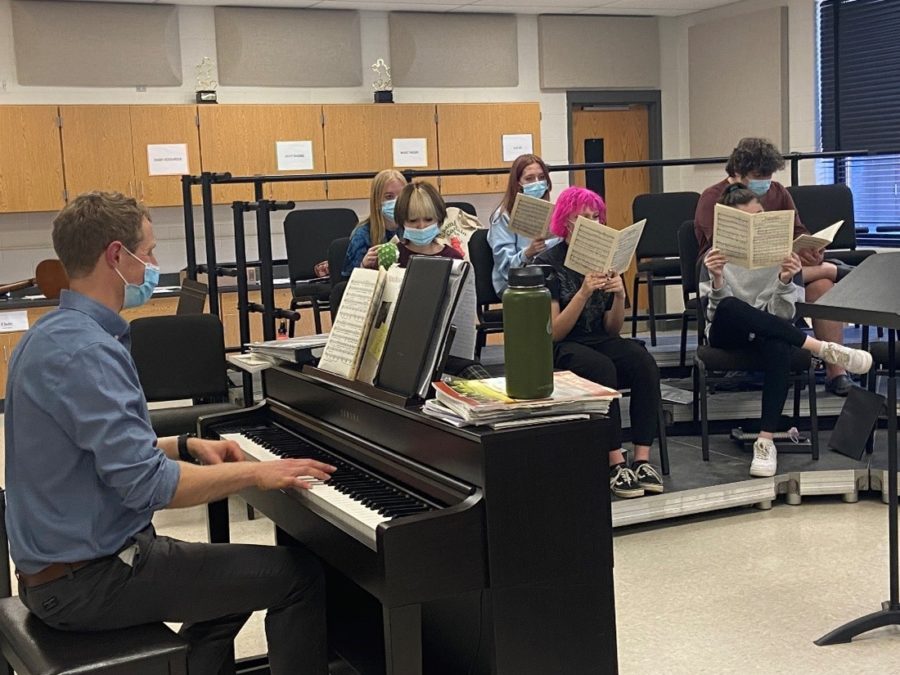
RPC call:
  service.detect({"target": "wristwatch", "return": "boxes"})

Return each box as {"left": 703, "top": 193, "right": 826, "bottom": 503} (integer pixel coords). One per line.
{"left": 177, "top": 433, "right": 197, "bottom": 463}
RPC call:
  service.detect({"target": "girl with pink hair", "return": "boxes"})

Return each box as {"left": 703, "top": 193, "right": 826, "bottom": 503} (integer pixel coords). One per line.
{"left": 535, "top": 186, "right": 664, "bottom": 499}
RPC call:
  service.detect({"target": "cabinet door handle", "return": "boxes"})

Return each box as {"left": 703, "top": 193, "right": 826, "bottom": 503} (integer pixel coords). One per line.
{"left": 140, "top": 180, "right": 145, "bottom": 202}
{"left": 127, "top": 180, "right": 133, "bottom": 197}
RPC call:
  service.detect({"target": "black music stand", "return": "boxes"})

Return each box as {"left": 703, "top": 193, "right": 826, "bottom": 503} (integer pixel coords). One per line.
{"left": 796, "top": 253, "right": 900, "bottom": 645}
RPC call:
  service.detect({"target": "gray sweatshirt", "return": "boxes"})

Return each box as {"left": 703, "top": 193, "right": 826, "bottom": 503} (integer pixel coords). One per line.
{"left": 698, "top": 263, "right": 803, "bottom": 336}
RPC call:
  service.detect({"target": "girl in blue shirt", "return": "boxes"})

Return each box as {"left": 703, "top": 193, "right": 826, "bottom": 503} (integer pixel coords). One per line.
{"left": 487, "top": 153, "right": 558, "bottom": 295}
{"left": 341, "top": 169, "right": 407, "bottom": 278}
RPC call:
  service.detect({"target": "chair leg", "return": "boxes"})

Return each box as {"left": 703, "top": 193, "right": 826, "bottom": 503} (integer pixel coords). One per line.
{"left": 647, "top": 275, "right": 657, "bottom": 346}
{"left": 793, "top": 373, "right": 802, "bottom": 420}
{"left": 474, "top": 329, "right": 485, "bottom": 360}
{"left": 866, "top": 365, "right": 878, "bottom": 455}
{"left": 679, "top": 313, "right": 689, "bottom": 369}
{"left": 809, "top": 364, "right": 819, "bottom": 460}
{"left": 692, "top": 359, "right": 701, "bottom": 424}
{"left": 697, "top": 359, "right": 710, "bottom": 461}
{"left": 247, "top": 503, "right": 255, "bottom": 520}
{"left": 312, "top": 300, "right": 323, "bottom": 334}
{"left": 631, "top": 274, "right": 640, "bottom": 338}
{"left": 657, "top": 402, "right": 670, "bottom": 476}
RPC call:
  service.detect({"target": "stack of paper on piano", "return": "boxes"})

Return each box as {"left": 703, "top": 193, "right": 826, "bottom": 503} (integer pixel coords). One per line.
{"left": 428, "top": 370, "right": 620, "bottom": 426}
{"left": 248, "top": 333, "right": 329, "bottom": 364}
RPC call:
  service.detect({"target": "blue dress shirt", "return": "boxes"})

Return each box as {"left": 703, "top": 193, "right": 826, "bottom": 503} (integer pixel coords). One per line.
{"left": 4, "top": 290, "right": 181, "bottom": 573}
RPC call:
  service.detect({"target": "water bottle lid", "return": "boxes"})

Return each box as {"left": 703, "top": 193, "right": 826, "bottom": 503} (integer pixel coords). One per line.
{"left": 508, "top": 266, "right": 546, "bottom": 288}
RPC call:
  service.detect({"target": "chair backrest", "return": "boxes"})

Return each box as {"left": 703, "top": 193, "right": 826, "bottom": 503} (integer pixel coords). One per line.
{"left": 632, "top": 192, "right": 701, "bottom": 259}
{"left": 327, "top": 237, "right": 351, "bottom": 289}
{"left": 468, "top": 229, "right": 502, "bottom": 308}
{"left": 787, "top": 184, "right": 857, "bottom": 250}
{"left": 283, "top": 208, "right": 358, "bottom": 284}
{"left": 446, "top": 201, "right": 477, "bottom": 217}
{"left": 329, "top": 280, "right": 348, "bottom": 320}
{"left": 176, "top": 278, "right": 208, "bottom": 315}
{"left": 130, "top": 314, "right": 228, "bottom": 402}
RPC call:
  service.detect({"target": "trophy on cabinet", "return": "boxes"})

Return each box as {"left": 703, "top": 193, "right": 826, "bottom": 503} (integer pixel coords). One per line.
{"left": 372, "top": 58, "right": 393, "bottom": 103}
{"left": 195, "top": 56, "right": 218, "bottom": 104}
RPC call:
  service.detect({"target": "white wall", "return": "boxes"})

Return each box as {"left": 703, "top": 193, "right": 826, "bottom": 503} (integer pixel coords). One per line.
{"left": 659, "top": 0, "right": 818, "bottom": 194}
{"left": 0, "top": 0, "right": 820, "bottom": 282}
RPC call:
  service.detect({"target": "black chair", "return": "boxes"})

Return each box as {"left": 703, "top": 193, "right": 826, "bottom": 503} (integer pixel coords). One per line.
{"left": 787, "top": 184, "right": 876, "bottom": 267}
{"left": 175, "top": 278, "right": 207, "bottom": 315}
{"left": 630, "top": 192, "right": 701, "bottom": 346}
{"left": 446, "top": 201, "right": 477, "bottom": 217}
{"left": 328, "top": 236, "right": 351, "bottom": 290}
{"left": 130, "top": 314, "right": 239, "bottom": 437}
{"left": 0, "top": 490, "right": 188, "bottom": 675}
{"left": 675, "top": 220, "right": 702, "bottom": 370}
{"left": 691, "top": 277, "right": 819, "bottom": 462}
{"left": 283, "top": 208, "right": 358, "bottom": 333}
{"left": 468, "top": 229, "right": 504, "bottom": 358}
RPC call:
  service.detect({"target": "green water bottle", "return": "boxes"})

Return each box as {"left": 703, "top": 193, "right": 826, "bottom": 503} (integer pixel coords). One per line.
{"left": 503, "top": 266, "right": 554, "bottom": 399}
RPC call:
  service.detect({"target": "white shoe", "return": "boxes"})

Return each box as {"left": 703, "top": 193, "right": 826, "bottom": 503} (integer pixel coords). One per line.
{"left": 750, "top": 438, "right": 777, "bottom": 477}
{"left": 819, "top": 342, "right": 873, "bottom": 375}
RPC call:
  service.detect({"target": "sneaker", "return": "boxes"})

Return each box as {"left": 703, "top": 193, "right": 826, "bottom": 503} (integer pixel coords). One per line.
{"left": 610, "top": 464, "right": 644, "bottom": 499}
{"left": 632, "top": 462, "right": 664, "bottom": 494}
{"left": 819, "top": 342, "right": 873, "bottom": 375}
{"left": 825, "top": 373, "right": 854, "bottom": 397}
{"left": 749, "top": 438, "right": 778, "bottom": 477}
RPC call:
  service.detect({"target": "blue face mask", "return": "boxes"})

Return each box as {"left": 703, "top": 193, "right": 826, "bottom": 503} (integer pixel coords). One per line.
{"left": 747, "top": 178, "right": 772, "bottom": 196}
{"left": 404, "top": 222, "right": 440, "bottom": 247}
{"left": 522, "top": 180, "right": 548, "bottom": 199}
{"left": 381, "top": 199, "right": 397, "bottom": 223}
{"left": 116, "top": 248, "right": 160, "bottom": 309}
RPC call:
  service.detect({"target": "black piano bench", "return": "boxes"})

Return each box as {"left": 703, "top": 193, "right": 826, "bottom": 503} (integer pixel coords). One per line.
{"left": 0, "top": 598, "right": 188, "bottom": 675}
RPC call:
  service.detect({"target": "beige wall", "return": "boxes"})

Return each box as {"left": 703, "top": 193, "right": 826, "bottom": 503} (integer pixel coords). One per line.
{"left": 0, "top": 0, "right": 820, "bottom": 283}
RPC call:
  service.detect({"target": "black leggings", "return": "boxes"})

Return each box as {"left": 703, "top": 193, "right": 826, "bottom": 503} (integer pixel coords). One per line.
{"left": 708, "top": 296, "right": 808, "bottom": 432}
{"left": 554, "top": 337, "right": 661, "bottom": 449}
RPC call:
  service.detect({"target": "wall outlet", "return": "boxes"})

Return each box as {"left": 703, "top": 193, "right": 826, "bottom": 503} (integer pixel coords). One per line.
{"left": 0, "top": 80, "right": 7, "bottom": 92}
{"left": 136, "top": 85, "right": 147, "bottom": 92}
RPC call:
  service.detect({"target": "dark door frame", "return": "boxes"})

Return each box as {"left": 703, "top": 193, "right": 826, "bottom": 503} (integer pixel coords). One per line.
{"left": 566, "top": 90, "right": 663, "bottom": 193}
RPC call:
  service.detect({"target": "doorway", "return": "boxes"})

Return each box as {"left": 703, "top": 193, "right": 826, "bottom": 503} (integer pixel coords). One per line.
{"left": 567, "top": 91, "right": 662, "bottom": 312}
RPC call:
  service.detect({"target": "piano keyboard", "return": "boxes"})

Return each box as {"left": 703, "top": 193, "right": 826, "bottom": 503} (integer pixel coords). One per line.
{"left": 218, "top": 425, "right": 435, "bottom": 550}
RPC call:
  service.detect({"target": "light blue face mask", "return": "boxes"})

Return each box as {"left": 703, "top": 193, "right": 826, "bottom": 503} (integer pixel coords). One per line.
{"left": 522, "top": 180, "right": 548, "bottom": 199}
{"left": 381, "top": 199, "right": 397, "bottom": 223}
{"left": 404, "top": 222, "right": 440, "bottom": 246}
{"left": 116, "top": 247, "right": 160, "bottom": 309}
{"left": 747, "top": 178, "right": 772, "bottom": 196}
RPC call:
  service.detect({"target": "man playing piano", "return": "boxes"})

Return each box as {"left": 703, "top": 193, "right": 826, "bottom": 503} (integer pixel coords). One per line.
{"left": 4, "top": 192, "right": 335, "bottom": 675}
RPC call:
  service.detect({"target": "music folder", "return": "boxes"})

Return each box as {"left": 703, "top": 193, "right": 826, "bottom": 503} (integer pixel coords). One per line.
{"left": 375, "top": 256, "right": 454, "bottom": 398}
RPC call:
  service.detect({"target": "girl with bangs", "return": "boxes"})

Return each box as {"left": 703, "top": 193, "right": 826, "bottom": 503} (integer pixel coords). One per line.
{"left": 535, "top": 187, "right": 664, "bottom": 499}
{"left": 488, "top": 154, "right": 560, "bottom": 295}
{"left": 341, "top": 169, "right": 407, "bottom": 278}
{"left": 395, "top": 181, "right": 464, "bottom": 267}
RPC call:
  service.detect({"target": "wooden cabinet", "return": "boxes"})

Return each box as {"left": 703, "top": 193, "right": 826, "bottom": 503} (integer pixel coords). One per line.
{"left": 59, "top": 105, "right": 201, "bottom": 207}
{"left": 0, "top": 297, "right": 179, "bottom": 400}
{"left": 129, "top": 105, "right": 203, "bottom": 207}
{"left": 198, "top": 105, "right": 326, "bottom": 205}
{"left": 59, "top": 105, "right": 135, "bottom": 199}
{"left": 323, "top": 104, "right": 438, "bottom": 200}
{"left": 436, "top": 103, "right": 542, "bottom": 195}
{"left": 0, "top": 106, "right": 66, "bottom": 213}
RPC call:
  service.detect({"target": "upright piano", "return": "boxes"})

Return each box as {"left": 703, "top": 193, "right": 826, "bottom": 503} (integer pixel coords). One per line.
{"left": 200, "top": 365, "right": 618, "bottom": 675}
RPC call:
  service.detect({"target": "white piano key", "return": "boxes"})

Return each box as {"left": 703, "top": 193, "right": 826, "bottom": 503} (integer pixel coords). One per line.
{"left": 221, "top": 432, "right": 391, "bottom": 550}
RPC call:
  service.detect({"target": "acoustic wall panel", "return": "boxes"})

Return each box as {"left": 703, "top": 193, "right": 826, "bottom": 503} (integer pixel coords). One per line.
{"left": 538, "top": 16, "right": 659, "bottom": 90}
{"left": 215, "top": 7, "right": 361, "bottom": 87}
{"left": 389, "top": 13, "right": 517, "bottom": 88}
{"left": 11, "top": 1, "right": 181, "bottom": 87}
{"left": 688, "top": 6, "right": 789, "bottom": 156}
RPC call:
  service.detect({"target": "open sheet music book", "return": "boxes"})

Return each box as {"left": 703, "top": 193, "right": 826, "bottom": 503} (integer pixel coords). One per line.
{"left": 793, "top": 220, "right": 844, "bottom": 253}
{"left": 317, "top": 267, "right": 386, "bottom": 380}
{"left": 713, "top": 203, "right": 794, "bottom": 269}
{"left": 563, "top": 217, "right": 646, "bottom": 275}
{"left": 356, "top": 266, "right": 406, "bottom": 385}
{"left": 508, "top": 193, "right": 553, "bottom": 239}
